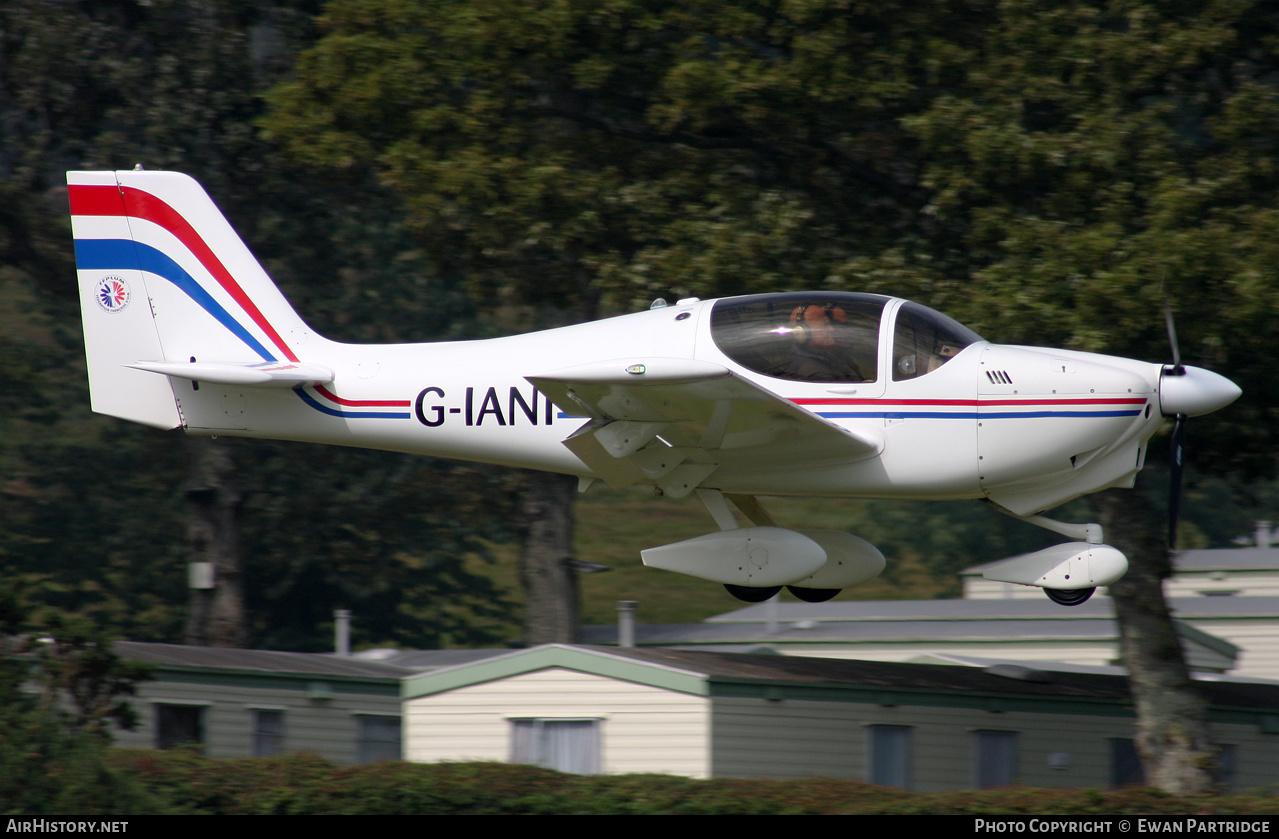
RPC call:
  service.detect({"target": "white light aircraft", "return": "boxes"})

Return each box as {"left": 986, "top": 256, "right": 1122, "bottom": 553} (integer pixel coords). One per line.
{"left": 69, "top": 170, "right": 1242, "bottom": 604}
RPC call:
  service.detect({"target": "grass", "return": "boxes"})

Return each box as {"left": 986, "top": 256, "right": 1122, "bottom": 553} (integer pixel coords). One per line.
{"left": 464, "top": 484, "right": 961, "bottom": 641}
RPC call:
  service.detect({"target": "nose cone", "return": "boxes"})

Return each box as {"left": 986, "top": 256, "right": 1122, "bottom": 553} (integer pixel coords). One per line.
{"left": 1159, "top": 365, "right": 1242, "bottom": 417}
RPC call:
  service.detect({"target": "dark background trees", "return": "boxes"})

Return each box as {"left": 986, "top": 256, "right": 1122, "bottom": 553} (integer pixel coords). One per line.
{"left": 260, "top": 0, "right": 1279, "bottom": 792}
{"left": 2, "top": 0, "right": 1278, "bottom": 792}
{"left": 0, "top": 0, "right": 518, "bottom": 651}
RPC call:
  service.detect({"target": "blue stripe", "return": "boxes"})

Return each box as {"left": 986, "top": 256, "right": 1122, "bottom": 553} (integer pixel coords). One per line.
{"left": 816, "top": 410, "right": 1141, "bottom": 419}
{"left": 78, "top": 238, "right": 408, "bottom": 421}
{"left": 76, "top": 238, "right": 278, "bottom": 362}
{"left": 982, "top": 410, "right": 1142, "bottom": 419}
{"left": 294, "top": 389, "right": 410, "bottom": 420}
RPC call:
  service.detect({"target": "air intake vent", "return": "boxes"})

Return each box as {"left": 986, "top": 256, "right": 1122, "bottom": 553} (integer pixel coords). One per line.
{"left": 985, "top": 370, "right": 1013, "bottom": 385}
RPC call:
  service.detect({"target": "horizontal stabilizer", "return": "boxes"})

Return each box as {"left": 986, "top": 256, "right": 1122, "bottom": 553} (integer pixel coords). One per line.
{"left": 127, "top": 360, "right": 334, "bottom": 388}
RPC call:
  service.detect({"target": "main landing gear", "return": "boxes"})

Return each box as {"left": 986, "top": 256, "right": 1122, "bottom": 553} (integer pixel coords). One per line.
{"left": 983, "top": 507, "right": 1127, "bottom": 607}
{"left": 723, "top": 584, "right": 781, "bottom": 602}
{"left": 722, "top": 584, "right": 843, "bottom": 603}
{"left": 787, "top": 586, "right": 842, "bottom": 603}
{"left": 1045, "top": 587, "right": 1096, "bottom": 606}
{"left": 638, "top": 489, "right": 886, "bottom": 604}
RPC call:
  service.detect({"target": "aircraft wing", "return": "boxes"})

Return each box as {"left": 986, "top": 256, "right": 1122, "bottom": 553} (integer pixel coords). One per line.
{"left": 528, "top": 358, "right": 883, "bottom": 496}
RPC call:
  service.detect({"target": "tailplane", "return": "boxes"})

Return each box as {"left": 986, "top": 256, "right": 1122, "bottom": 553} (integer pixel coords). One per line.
{"left": 68, "top": 170, "right": 314, "bottom": 428}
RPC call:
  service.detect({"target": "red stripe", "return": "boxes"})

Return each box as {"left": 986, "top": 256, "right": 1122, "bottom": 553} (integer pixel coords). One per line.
{"left": 976, "top": 397, "right": 1145, "bottom": 406}
{"left": 122, "top": 188, "right": 299, "bottom": 362}
{"left": 312, "top": 385, "right": 410, "bottom": 408}
{"left": 69, "top": 184, "right": 126, "bottom": 216}
{"left": 793, "top": 397, "right": 1147, "bottom": 407}
{"left": 69, "top": 183, "right": 299, "bottom": 363}
{"left": 72, "top": 183, "right": 412, "bottom": 411}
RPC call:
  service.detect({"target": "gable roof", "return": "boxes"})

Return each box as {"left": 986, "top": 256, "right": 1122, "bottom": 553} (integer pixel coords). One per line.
{"left": 116, "top": 641, "right": 412, "bottom": 680}
{"left": 116, "top": 640, "right": 422, "bottom": 696}
{"left": 580, "top": 600, "right": 1240, "bottom": 665}
{"left": 400, "top": 644, "right": 1279, "bottom": 724}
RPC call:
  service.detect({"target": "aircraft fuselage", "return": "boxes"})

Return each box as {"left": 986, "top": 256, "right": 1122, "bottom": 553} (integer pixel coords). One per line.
{"left": 171, "top": 296, "right": 1164, "bottom": 517}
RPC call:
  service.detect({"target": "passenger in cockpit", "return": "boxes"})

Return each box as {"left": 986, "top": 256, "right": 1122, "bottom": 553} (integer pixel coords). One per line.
{"left": 784, "top": 303, "right": 869, "bottom": 382}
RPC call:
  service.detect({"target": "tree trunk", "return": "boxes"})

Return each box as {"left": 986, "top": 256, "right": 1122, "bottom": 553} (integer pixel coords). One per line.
{"left": 184, "top": 436, "right": 247, "bottom": 648}
{"left": 1090, "top": 487, "right": 1214, "bottom": 793}
{"left": 518, "top": 470, "right": 579, "bottom": 644}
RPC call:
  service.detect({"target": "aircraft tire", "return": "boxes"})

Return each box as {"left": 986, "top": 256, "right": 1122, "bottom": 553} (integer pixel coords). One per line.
{"left": 1044, "top": 587, "right": 1096, "bottom": 606}
{"left": 787, "top": 586, "right": 841, "bottom": 603}
{"left": 723, "top": 584, "right": 782, "bottom": 603}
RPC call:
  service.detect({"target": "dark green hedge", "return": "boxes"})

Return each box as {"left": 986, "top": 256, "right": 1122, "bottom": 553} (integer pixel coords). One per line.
{"left": 92, "top": 751, "right": 1279, "bottom": 815}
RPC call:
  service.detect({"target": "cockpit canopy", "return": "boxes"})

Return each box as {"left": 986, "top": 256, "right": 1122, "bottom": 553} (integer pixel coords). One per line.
{"left": 710, "top": 292, "right": 983, "bottom": 384}
{"left": 890, "top": 300, "right": 985, "bottom": 381}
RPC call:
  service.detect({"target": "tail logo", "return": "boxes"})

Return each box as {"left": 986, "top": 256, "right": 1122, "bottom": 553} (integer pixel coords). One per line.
{"left": 94, "top": 276, "right": 131, "bottom": 313}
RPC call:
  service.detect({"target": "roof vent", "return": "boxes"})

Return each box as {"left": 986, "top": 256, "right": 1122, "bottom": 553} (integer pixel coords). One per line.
{"left": 1256, "top": 520, "right": 1273, "bottom": 549}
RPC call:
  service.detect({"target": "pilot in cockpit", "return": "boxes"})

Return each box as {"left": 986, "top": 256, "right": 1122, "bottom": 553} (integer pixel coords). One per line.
{"left": 783, "top": 302, "right": 870, "bottom": 382}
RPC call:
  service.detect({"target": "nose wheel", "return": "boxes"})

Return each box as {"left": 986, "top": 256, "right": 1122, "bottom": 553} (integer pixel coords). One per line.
{"left": 1045, "top": 587, "right": 1096, "bottom": 606}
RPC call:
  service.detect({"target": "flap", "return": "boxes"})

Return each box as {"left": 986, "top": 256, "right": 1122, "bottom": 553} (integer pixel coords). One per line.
{"left": 528, "top": 357, "right": 882, "bottom": 494}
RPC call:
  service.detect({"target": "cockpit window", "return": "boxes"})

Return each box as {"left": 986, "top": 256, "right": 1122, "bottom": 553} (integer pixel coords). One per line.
{"left": 710, "top": 293, "right": 887, "bottom": 383}
{"left": 891, "top": 301, "right": 983, "bottom": 381}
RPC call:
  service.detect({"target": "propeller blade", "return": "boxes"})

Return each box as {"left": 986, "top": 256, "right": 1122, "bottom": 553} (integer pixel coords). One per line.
{"left": 1164, "top": 296, "right": 1183, "bottom": 374}
{"left": 1168, "top": 413, "right": 1186, "bottom": 550}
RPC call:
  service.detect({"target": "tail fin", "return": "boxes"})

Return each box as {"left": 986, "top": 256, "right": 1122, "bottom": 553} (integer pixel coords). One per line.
{"left": 69, "top": 170, "right": 313, "bottom": 429}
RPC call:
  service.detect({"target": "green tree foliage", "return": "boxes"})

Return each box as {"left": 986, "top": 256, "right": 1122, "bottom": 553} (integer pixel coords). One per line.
{"left": 0, "top": 583, "right": 158, "bottom": 814}
{"left": 264, "top": 0, "right": 1279, "bottom": 789}
{"left": 261, "top": 0, "right": 1001, "bottom": 641}
{"left": 262, "top": 0, "right": 957, "bottom": 317}
{"left": 873, "top": 2, "right": 1279, "bottom": 792}
{"left": 892, "top": 0, "right": 1279, "bottom": 467}
{"left": 0, "top": 0, "right": 521, "bottom": 650}
{"left": 262, "top": 0, "right": 1279, "bottom": 421}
